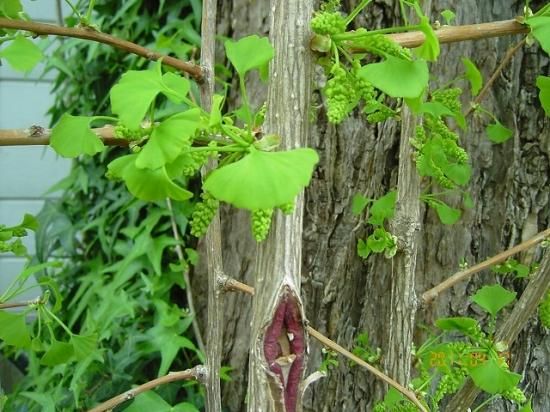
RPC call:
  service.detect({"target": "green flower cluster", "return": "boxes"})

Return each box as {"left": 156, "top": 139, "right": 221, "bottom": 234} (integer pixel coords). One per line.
{"left": 311, "top": 11, "right": 346, "bottom": 36}
{"left": 539, "top": 290, "right": 550, "bottom": 328}
{"left": 502, "top": 386, "right": 527, "bottom": 405}
{"left": 353, "top": 32, "right": 412, "bottom": 60}
{"left": 251, "top": 209, "right": 273, "bottom": 242}
{"left": 433, "top": 366, "right": 468, "bottom": 404}
{"left": 432, "top": 87, "right": 463, "bottom": 114}
{"left": 278, "top": 202, "right": 295, "bottom": 215}
{"left": 373, "top": 400, "right": 418, "bottom": 412}
{"left": 190, "top": 191, "right": 219, "bottom": 237}
{"left": 114, "top": 123, "right": 149, "bottom": 140}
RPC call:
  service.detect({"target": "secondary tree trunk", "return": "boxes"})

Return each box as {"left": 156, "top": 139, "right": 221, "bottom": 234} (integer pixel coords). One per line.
{"left": 193, "top": 1, "right": 550, "bottom": 410}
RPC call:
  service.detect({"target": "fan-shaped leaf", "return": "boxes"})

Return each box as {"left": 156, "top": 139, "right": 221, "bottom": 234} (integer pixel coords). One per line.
{"left": 50, "top": 114, "right": 104, "bottom": 157}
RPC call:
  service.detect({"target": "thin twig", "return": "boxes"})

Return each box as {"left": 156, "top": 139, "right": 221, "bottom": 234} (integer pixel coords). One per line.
{"left": 0, "top": 301, "right": 34, "bottom": 309}
{"left": 87, "top": 366, "right": 205, "bottom": 412}
{"left": 466, "top": 38, "right": 527, "bottom": 117}
{"left": 221, "top": 278, "right": 427, "bottom": 412}
{"left": 0, "top": 17, "right": 203, "bottom": 80}
{"left": 422, "top": 227, "right": 550, "bottom": 304}
{"left": 165, "top": 198, "right": 205, "bottom": 355}
{"left": 388, "top": 19, "right": 529, "bottom": 48}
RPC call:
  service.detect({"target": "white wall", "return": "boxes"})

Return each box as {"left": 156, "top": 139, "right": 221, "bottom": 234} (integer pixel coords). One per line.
{"left": 0, "top": 1, "right": 71, "bottom": 302}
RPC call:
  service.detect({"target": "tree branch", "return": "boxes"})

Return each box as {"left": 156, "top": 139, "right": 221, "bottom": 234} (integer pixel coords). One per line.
{"left": 0, "top": 126, "right": 127, "bottom": 146}
{"left": 0, "top": 17, "right": 203, "bottom": 80}
{"left": 446, "top": 250, "right": 550, "bottom": 411}
{"left": 220, "top": 277, "right": 427, "bottom": 412}
{"left": 0, "top": 300, "right": 34, "bottom": 309}
{"left": 422, "top": 228, "right": 550, "bottom": 304}
{"left": 388, "top": 19, "right": 529, "bottom": 48}
{"left": 87, "top": 366, "right": 206, "bottom": 412}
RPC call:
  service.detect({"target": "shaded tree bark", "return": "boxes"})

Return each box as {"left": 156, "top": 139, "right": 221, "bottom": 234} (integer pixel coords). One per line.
{"left": 193, "top": 1, "right": 550, "bottom": 410}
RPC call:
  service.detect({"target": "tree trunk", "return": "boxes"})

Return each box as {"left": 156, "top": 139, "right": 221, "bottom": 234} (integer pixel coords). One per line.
{"left": 193, "top": 1, "right": 550, "bottom": 410}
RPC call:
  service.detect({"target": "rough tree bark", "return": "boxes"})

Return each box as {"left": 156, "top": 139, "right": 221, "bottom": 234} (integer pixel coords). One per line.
{"left": 193, "top": 1, "right": 550, "bottom": 411}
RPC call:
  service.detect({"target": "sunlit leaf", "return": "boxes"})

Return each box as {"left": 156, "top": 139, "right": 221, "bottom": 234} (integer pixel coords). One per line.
{"left": 225, "top": 35, "right": 274, "bottom": 80}
{"left": 358, "top": 56, "right": 429, "bottom": 98}
{"left": 108, "top": 155, "right": 193, "bottom": 201}
{"left": 50, "top": 114, "right": 104, "bottom": 157}
{"left": 204, "top": 148, "right": 319, "bottom": 210}
{"left": 20, "top": 213, "right": 38, "bottom": 231}
{"left": 136, "top": 109, "right": 201, "bottom": 169}
{"left": 471, "top": 284, "right": 516, "bottom": 316}
{"left": 469, "top": 358, "right": 521, "bottom": 393}
{"left": 536, "top": 75, "right": 550, "bottom": 116}
{"left": 0, "top": 35, "right": 42, "bottom": 72}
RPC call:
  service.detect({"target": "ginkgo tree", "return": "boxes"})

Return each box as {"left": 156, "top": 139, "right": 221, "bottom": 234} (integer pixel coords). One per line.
{"left": 1, "top": 0, "right": 550, "bottom": 411}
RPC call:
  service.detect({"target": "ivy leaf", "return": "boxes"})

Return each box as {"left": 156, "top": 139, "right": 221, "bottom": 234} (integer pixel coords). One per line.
{"left": 358, "top": 56, "right": 429, "bottom": 98}
{"left": 471, "top": 284, "right": 516, "bottom": 316}
{"left": 204, "top": 148, "right": 319, "bottom": 210}
{"left": 0, "top": 310, "right": 31, "bottom": 348}
{"left": 536, "top": 75, "right": 550, "bottom": 116}
{"left": 441, "top": 9, "right": 456, "bottom": 24}
{"left": 0, "top": 35, "right": 42, "bottom": 72}
{"left": 136, "top": 109, "right": 201, "bottom": 169}
{"left": 526, "top": 16, "right": 550, "bottom": 55}
{"left": 462, "top": 58, "right": 483, "bottom": 96}
{"left": 50, "top": 114, "right": 105, "bottom": 157}
{"left": 367, "top": 190, "right": 397, "bottom": 225}
{"left": 352, "top": 194, "right": 370, "bottom": 215}
{"left": 486, "top": 121, "right": 513, "bottom": 143}
{"left": 41, "top": 339, "right": 74, "bottom": 366}
{"left": 469, "top": 358, "right": 521, "bottom": 394}
{"left": 415, "top": 17, "right": 440, "bottom": 61}
{"left": 110, "top": 68, "right": 164, "bottom": 129}
{"left": 225, "top": 35, "right": 274, "bottom": 80}
{"left": 108, "top": 155, "right": 193, "bottom": 201}
{"left": 70, "top": 333, "right": 98, "bottom": 361}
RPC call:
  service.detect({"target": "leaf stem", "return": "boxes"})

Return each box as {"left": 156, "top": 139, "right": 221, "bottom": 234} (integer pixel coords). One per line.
{"left": 85, "top": 0, "right": 96, "bottom": 22}
{"left": 42, "top": 305, "right": 73, "bottom": 336}
{"left": 344, "top": 0, "right": 372, "bottom": 27}
{"left": 472, "top": 394, "right": 499, "bottom": 412}
{"left": 187, "top": 145, "right": 245, "bottom": 153}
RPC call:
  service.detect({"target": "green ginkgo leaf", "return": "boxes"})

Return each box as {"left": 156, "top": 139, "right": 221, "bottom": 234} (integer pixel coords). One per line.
{"left": 358, "top": 56, "right": 429, "bottom": 98}
{"left": 108, "top": 155, "right": 192, "bottom": 201}
{"left": 471, "top": 284, "right": 516, "bottom": 316}
{"left": 50, "top": 114, "right": 105, "bottom": 157}
{"left": 0, "top": 310, "right": 31, "bottom": 348}
{"left": 526, "top": 16, "right": 550, "bottom": 55}
{"left": 161, "top": 72, "right": 190, "bottom": 102}
{"left": 0, "top": 35, "right": 42, "bottom": 72}
{"left": 225, "top": 35, "right": 274, "bottom": 80}
{"left": 204, "top": 148, "right": 319, "bottom": 210}
{"left": 469, "top": 358, "right": 521, "bottom": 394}
{"left": 486, "top": 121, "right": 513, "bottom": 143}
{"left": 462, "top": 58, "right": 483, "bottom": 96}
{"left": 136, "top": 109, "right": 201, "bottom": 169}
{"left": 40, "top": 339, "right": 74, "bottom": 366}
{"left": 536, "top": 75, "right": 550, "bottom": 116}
{"left": 0, "top": 0, "right": 23, "bottom": 18}
{"left": 415, "top": 17, "right": 440, "bottom": 61}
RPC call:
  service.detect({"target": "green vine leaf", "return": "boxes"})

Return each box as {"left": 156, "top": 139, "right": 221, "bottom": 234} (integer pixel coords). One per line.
{"left": 486, "top": 121, "right": 513, "bottom": 143}
{"left": 50, "top": 114, "right": 105, "bottom": 157}
{"left": 469, "top": 358, "right": 521, "bottom": 394}
{"left": 204, "top": 148, "right": 319, "bottom": 210}
{"left": 462, "top": 58, "right": 483, "bottom": 96}
{"left": 225, "top": 35, "right": 274, "bottom": 81}
{"left": 471, "top": 284, "right": 516, "bottom": 316}
{"left": 536, "top": 75, "right": 550, "bottom": 116}
{"left": 526, "top": 16, "right": 550, "bottom": 55}
{"left": 136, "top": 109, "right": 201, "bottom": 169}
{"left": 0, "top": 35, "right": 43, "bottom": 72}
{"left": 415, "top": 17, "right": 440, "bottom": 61}
{"left": 358, "top": 56, "right": 429, "bottom": 99}
{"left": 108, "top": 154, "right": 193, "bottom": 201}
{"left": 0, "top": 310, "right": 31, "bottom": 348}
